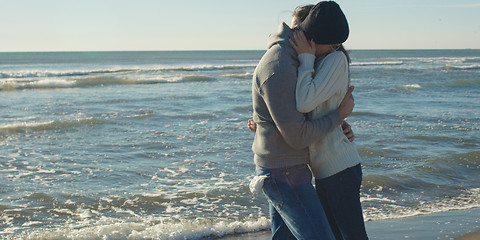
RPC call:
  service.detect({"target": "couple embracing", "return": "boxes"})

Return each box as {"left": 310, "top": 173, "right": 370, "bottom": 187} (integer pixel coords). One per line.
{"left": 250, "top": 1, "right": 368, "bottom": 239}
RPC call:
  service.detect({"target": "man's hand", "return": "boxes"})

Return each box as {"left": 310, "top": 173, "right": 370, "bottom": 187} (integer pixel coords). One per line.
{"left": 342, "top": 121, "right": 355, "bottom": 142}
{"left": 248, "top": 119, "right": 257, "bottom": 133}
{"left": 339, "top": 86, "right": 355, "bottom": 119}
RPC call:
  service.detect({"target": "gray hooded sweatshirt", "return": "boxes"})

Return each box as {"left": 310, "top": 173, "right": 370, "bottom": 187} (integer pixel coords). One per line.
{"left": 252, "top": 23, "right": 342, "bottom": 169}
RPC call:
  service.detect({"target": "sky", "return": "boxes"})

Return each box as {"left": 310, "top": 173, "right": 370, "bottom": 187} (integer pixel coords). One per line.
{"left": 1, "top": 0, "right": 480, "bottom": 52}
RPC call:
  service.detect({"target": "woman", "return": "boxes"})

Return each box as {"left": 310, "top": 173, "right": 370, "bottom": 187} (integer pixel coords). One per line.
{"left": 250, "top": 2, "right": 368, "bottom": 239}
{"left": 292, "top": 2, "right": 368, "bottom": 239}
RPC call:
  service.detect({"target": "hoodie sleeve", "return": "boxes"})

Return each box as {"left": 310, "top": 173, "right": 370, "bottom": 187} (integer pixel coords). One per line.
{"left": 296, "top": 51, "right": 349, "bottom": 113}
{"left": 259, "top": 67, "right": 342, "bottom": 149}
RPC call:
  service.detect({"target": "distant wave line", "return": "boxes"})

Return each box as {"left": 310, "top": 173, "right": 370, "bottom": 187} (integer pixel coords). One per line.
{"left": 351, "top": 61, "right": 403, "bottom": 66}
{"left": 395, "top": 84, "right": 422, "bottom": 90}
{"left": 464, "top": 57, "right": 480, "bottom": 63}
{"left": 0, "top": 75, "right": 218, "bottom": 91}
{"left": 353, "top": 64, "right": 480, "bottom": 72}
{"left": 0, "top": 69, "right": 135, "bottom": 79}
{"left": 0, "top": 64, "right": 257, "bottom": 79}
{"left": 444, "top": 64, "right": 480, "bottom": 70}
{"left": 0, "top": 117, "right": 104, "bottom": 134}
{"left": 0, "top": 112, "right": 155, "bottom": 134}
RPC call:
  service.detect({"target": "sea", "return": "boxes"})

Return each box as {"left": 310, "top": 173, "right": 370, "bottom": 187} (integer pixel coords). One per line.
{"left": 0, "top": 49, "right": 479, "bottom": 239}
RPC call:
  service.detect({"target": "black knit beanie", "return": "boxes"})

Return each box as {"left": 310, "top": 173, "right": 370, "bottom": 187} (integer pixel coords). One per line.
{"left": 299, "top": 1, "right": 349, "bottom": 44}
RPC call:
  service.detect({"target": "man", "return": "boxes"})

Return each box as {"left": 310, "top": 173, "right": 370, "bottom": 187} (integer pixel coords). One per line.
{"left": 251, "top": 2, "right": 354, "bottom": 238}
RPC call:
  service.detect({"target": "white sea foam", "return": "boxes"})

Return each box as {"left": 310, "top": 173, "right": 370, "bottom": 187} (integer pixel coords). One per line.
{"left": 221, "top": 72, "right": 254, "bottom": 79}
{"left": 0, "top": 79, "right": 74, "bottom": 90}
{"left": 445, "top": 64, "right": 480, "bottom": 70}
{"left": 395, "top": 84, "right": 422, "bottom": 90}
{"left": 13, "top": 187, "right": 478, "bottom": 240}
{"left": 363, "top": 188, "right": 480, "bottom": 221}
{"left": 352, "top": 61, "right": 403, "bottom": 66}
{"left": 36, "top": 169, "right": 55, "bottom": 174}
{"left": 21, "top": 222, "right": 43, "bottom": 227}
{"left": 163, "top": 64, "right": 257, "bottom": 72}
{"left": 0, "top": 117, "right": 103, "bottom": 133}
{"left": 34, "top": 79, "right": 75, "bottom": 88}
{"left": 13, "top": 217, "right": 270, "bottom": 240}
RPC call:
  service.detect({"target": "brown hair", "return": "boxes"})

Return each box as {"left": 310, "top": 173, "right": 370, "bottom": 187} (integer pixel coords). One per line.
{"left": 337, "top": 45, "right": 351, "bottom": 64}
{"left": 338, "top": 44, "right": 351, "bottom": 85}
{"left": 292, "top": 5, "right": 314, "bottom": 22}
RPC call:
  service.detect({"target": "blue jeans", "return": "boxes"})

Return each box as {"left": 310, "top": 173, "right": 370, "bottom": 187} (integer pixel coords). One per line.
{"left": 315, "top": 164, "right": 368, "bottom": 240}
{"left": 256, "top": 164, "right": 335, "bottom": 240}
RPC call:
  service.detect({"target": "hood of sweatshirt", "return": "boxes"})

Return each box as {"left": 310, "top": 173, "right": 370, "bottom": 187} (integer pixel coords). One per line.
{"left": 267, "top": 23, "right": 295, "bottom": 50}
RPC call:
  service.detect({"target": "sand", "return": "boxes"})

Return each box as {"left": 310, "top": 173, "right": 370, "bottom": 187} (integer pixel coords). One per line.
{"left": 219, "top": 208, "right": 480, "bottom": 240}
{"left": 455, "top": 231, "right": 480, "bottom": 240}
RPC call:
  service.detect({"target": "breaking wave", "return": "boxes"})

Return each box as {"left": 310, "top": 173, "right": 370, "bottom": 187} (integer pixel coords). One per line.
{"left": 0, "top": 64, "right": 256, "bottom": 79}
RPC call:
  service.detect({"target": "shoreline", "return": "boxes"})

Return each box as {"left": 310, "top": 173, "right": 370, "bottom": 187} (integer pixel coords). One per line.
{"left": 219, "top": 207, "right": 480, "bottom": 240}
{"left": 456, "top": 231, "right": 480, "bottom": 240}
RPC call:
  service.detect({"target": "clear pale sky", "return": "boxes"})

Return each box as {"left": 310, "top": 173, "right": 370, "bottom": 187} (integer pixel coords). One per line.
{"left": 2, "top": 0, "right": 479, "bottom": 52}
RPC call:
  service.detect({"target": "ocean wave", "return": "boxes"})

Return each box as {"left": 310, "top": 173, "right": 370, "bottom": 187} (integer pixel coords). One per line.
{"left": 352, "top": 61, "right": 403, "bottom": 67}
{"left": 182, "top": 76, "right": 215, "bottom": 82}
{"left": 363, "top": 150, "right": 480, "bottom": 189}
{"left": 362, "top": 175, "right": 401, "bottom": 190}
{"left": 0, "top": 64, "right": 256, "bottom": 80}
{"left": 231, "top": 105, "right": 252, "bottom": 113}
{"left": 221, "top": 72, "right": 254, "bottom": 79}
{"left": 1, "top": 79, "right": 75, "bottom": 91}
{"left": 165, "top": 64, "right": 256, "bottom": 72}
{"left": 352, "top": 67, "right": 422, "bottom": 74}
{"left": 6, "top": 186, "right": 480, "bottom": 239}
{"left": 448, "top": 79, "right": 480, "bottom": 86}
{"left": 351, "top": 111, "right": 396, "bottom": 118}
{"left": 357, "top": 147, "right": 385, "bottom": 157}
{"left": 433, "top": 150, "right": 480, "bottom": 167}
{"left": 395, "top": 84, "right": 422, "bottom": 90}
{"left": 7, "top": 216, "right": 269, "bottom": 240}
{"left": 0, "top": 117, "right": 104, "bottom": 134}
{"left": 0, "top": 78, "right": 138, "bottom": 91}
{"left": 0, "top": 74, "right": 217, "bottom": 91}
{"left": 362, "top": 188, "right": 480, "bottom": 221}
{"left": 444, "top": 64, "right": 480, "bottom": 70}
{"left": 407, "top": 135, "right": 462, "bottom": 144}
{"left": 0, "top": 69, "right": 136, "bottom": 79}
{"left": 463, "top": 57, "right": 480, "bottom": 63}
{"left": 0, "top": 110, "right": 157, "bottom": 134}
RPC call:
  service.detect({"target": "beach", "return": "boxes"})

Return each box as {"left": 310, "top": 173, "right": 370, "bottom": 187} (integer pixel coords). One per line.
{"left": 1, "top": 50, "right": 479, "bottom": 239}
{"left": 221, "top": 208, "right": 480, "bottom": 240}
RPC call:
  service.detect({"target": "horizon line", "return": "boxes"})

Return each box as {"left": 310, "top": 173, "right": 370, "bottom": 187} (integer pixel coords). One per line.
{"left": 1, "top": 48, "right": 479, "bottom": 53}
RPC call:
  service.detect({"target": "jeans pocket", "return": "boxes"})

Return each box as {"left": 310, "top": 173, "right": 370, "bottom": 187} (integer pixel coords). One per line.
{"left": 262, "top": 176, "right": 284, "bottom": 210}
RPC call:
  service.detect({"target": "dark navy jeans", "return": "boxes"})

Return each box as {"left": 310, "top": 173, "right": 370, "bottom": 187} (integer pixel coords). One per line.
{"left": 315, "top": 164, "right": 369, "bottom": 240}
{"left": 256, "top": 164, "right": 335, "bottom": 240}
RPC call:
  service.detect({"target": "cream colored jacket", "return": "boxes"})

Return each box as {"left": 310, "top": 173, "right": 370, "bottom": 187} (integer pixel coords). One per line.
{"left": 296, "top": 51, "right": 361, "bottom": 179}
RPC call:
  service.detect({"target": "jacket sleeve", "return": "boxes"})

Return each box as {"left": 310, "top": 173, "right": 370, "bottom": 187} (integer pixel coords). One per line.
{"left": 260, "top": 69, "right": 342, "bottom": 149}
{"left": 296, "top": 52, "right": 349, "bottom": 113}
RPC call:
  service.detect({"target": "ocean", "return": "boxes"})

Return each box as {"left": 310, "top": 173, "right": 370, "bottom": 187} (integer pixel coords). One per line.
{"left": 0, "top": 49, "right": 479, "bottom": 239}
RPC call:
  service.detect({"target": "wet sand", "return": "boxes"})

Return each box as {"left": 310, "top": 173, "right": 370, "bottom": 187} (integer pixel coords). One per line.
{"left": 220, "top": 208, "right": 480, "bottom": 240}
{"left": 456, "top": 231, "right": 480, "bottom": 240}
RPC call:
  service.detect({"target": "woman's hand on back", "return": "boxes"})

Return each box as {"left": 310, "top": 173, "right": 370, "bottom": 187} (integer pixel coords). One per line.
{"left": 289, "top": 30, "right": 316, "bottom": 56}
